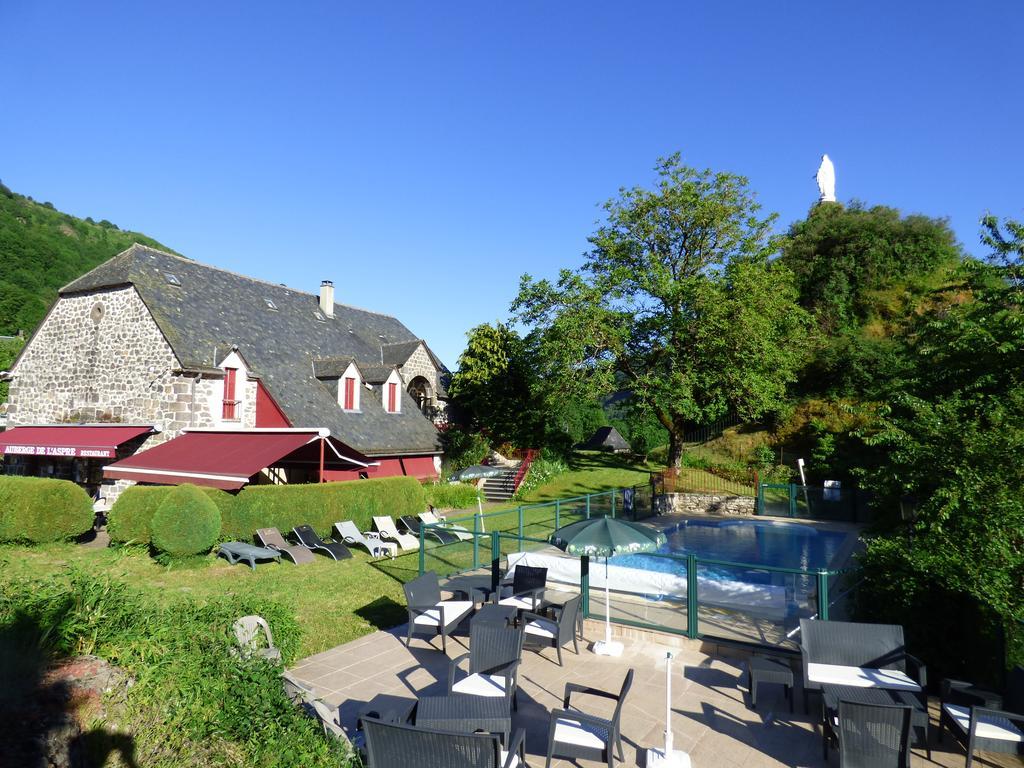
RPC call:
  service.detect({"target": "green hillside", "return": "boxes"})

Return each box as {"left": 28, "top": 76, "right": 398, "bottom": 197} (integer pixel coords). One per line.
{"left": 0, "top": 180, "right": 174, "bottom": 336}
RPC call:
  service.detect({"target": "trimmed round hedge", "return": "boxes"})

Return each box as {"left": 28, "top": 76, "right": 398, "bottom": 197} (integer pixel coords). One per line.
{"left": 109, "top": 485, "right": 234, "bottom": 545}
{"left": 0, "top": 476, "right": 95, "bottom": 543}
{"left": 150, "top": 483, "right": 222, "bottom": 557}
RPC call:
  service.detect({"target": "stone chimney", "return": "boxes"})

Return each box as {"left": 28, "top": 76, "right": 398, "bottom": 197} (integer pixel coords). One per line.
{"left": 319, "top": 280, "right": 335, "bottom": 318}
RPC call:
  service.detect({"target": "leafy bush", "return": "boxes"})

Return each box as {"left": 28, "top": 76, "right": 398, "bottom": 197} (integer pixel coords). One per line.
{"left": 222, "top": 476, "right": 425, "bottom": 540}
{"left": 151, "top": 484, "right": 222, "bottom": 557}
{"left": 0, "top": 476, "right": 94, "bottom": 543}
{"left": 512, "top": 454, "right": 569, "bottom": 500}
{"left": 439, "top": 425, "right": 490, "bottom": 475}
{"left": 424, "top": 481, "right": 481, "bottom": 510}
{"left": 0, "top": 568, "right": 350, "bottom": 767}
{"left": 109, "top": 485, "right": 234, "bottom": 545}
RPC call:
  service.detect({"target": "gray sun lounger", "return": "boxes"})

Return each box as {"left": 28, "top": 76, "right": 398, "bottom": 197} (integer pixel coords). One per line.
{"left": 218, "top": 541, "right": 282, "bottom": 570}
{"left": 255, "top": 527, "right": 316, "bottom": 565}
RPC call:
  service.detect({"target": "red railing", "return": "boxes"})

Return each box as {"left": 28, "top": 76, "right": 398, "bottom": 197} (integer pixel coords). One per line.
{"left": 510, "top": 449, "right": 538, "bottom": 491}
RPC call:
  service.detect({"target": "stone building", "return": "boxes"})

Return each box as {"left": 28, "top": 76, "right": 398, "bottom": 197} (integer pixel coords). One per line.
{"left": 1, "top": 245, "right": 449, "bottom": 499}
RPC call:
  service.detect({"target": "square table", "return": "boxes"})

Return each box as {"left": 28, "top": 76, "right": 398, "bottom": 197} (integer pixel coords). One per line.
{"left": 356, "top": 694, "right": 418, "bottom": 728}
{"left": 415, "top": 693, "right": 512, "bottom": 744}
{"left": 822, "top": 683, "right": 929, "bottom": 755}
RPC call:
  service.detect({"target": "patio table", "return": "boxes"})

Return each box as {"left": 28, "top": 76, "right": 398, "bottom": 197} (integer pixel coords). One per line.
{"left": 470, "top": 603, "right": 518, "bottom": 629}
{"left": 415, "top": 693, "right": 511, "bottom": 744}
{"left": 443, "top": 574, "right": 496, "bottom": 605}
{"left": 822, "top": 683, "right": 929, "bottom": 757}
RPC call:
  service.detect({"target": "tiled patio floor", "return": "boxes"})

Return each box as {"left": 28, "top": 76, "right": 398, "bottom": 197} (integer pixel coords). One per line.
{"left": 288, "top": 619, "right": 1022, "bottom": 768}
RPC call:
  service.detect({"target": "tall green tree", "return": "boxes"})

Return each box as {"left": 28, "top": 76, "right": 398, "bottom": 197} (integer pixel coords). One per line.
{"left": 513, "top": 154, "right": 810, "bottom": 468}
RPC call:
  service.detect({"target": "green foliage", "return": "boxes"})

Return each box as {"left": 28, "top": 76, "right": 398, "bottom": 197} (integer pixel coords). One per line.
{"left": 424, "top": 481, "right": 481, "bottom": 510}
{"left": 780, "top": 201, "right": 962, "bottom": 336}
{"left": 0, "top": 476, "right": 94, "bottom": 543}
{"left": 514, "top": 154, "right": 810, "bottom": 468}
{"left": 439, "top": 425, "right": 491, "bottom": 475}
{"left": 0, "top": 335, "right": 24, "bottom": 402}
{"left": 222, "top": 477, "right": 425, "bottom": 540}
{"left": 512, "top": 454, "right": 569, "bottom": 500}
{"left": 608, "top": 396, "right": 668, "bottom": 460}
{"left": 109, "top": 485, "right": 233, "bottom": 545}
{"left": 0, "top": 184, "right": 174, "bottom": 337}
{"left": 0, "top": 568, "right": 350, "bottom": 766}
{"left": 151, "top": 484, "right": 222, "bottom": 557}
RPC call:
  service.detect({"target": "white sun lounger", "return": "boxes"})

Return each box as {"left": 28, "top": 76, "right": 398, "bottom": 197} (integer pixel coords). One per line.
{"left": 334, "top": 521, "right": 395, "bottom": 559}
{"left": 419, "top": 510, "right": 474, "bottom": 542}
{"left": 372, "top": 515, "right": 419, "bottom": 552}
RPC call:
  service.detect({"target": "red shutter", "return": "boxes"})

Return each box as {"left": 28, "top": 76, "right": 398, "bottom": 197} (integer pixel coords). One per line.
{"left": 222, "top": 368, "right": 237, "bottom": 420}
{"left": 388, "top": 382, "right": 397, "bottom": 412}
{"left": 343, "top": 377, "right": 355, "bottom": 410}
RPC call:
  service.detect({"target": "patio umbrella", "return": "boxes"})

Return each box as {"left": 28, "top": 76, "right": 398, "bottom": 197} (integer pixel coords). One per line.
{"left": 549, "top": 517, "right": 665, "bottom": 656}
{"left": 449, "top": 464, "right": 506, "bottom": 482}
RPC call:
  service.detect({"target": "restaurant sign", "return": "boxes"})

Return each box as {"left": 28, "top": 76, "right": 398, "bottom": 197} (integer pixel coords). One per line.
{"left": 2, "top": 445, "right": 114, "bottom": 458}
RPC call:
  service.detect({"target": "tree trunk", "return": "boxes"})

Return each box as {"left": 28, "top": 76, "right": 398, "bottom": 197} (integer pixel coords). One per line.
{"left": 667, "top": 431, "right": 683, "bottom": 469}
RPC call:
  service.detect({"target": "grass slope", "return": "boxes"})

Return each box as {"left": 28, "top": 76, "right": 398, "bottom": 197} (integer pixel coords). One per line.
{"left": 0, "top": 181, "right": 173, "bottom": 336}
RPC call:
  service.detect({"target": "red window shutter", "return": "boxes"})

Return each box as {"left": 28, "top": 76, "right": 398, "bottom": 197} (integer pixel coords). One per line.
{"left": 343, "top": 377, "right": 355, "bottom": 410}
{"left": 222, "top": 368, "right": 237, "bottom": 420}
{"left": 388, "top": 382, "right": 397, "bottom": 412}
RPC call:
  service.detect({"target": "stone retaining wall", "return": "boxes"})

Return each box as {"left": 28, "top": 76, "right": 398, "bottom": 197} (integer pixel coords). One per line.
{"left": 656, "top": 491, "right": 756, "bottom": 516}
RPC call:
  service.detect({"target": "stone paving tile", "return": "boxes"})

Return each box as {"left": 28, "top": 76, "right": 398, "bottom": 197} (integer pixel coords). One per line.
{"left": 288, "top": 622, "right": 1024, "bottom": 768}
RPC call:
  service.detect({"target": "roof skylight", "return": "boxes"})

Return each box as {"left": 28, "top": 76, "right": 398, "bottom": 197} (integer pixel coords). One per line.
{"left": 264, "top": 298, "right": 278, "bottom": 311}
{"left": 314, "top": 310, "right": 326, "bottom": 322}
{"left": 163, "top": 272, "right": 181, "bottom": 286}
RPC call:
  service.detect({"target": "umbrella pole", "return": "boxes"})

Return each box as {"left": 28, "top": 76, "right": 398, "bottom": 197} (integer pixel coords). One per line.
{"left": 593, "top": 555, "right": 624, "bottom": 657}
{"left": 645, "top": 652, "right": 691, "bottom": 768}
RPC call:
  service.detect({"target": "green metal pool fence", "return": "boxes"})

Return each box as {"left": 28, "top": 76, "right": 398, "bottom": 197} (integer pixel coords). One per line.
{"left": 414, "top": 485, "right": 854, "bottom": 652}
{"left": 756, "top": 483, "right": 870, "bottom": 523}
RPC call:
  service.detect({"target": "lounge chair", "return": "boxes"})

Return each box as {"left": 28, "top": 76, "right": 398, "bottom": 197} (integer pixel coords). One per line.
{"left": 362, "top": 716, "right": 525, "bottom": 768}
{"left": 232, "top": 615, "right": 281, "bottom": 663}
{"left": 448, "top": 621, "right": 525, "bottom": 710}
{"left": 334, "top": 521, "right": 393, "bottom": 558}
{"left": 292, "top": 525, "right": 352, "bottom": 560}
{"left": 546, "top": 669, "right": 634, "bottom": 768}
{"left": 939, "top": 667, "right": 1024, "bottom": 768}
{"left": 498, "top": 565, "right": 547, "bottom": 612}
{"left": 398, "top": 515, "right": 459, "bottom": 545}
{"left": 403, "top": 571, "right": 474, "bottom": 653}
{"left": 372, "top": 516, "right": 420, "bottom": 552}
{"left": 255, "top": 527, "right": 315, "bottom": 565}
{"left": 419, "top": 510, "right": 474, "bottom": 542}
{"left": 218, "top": 541, "right": 282, "bottom": 570}
{"left": 522, "top": 593, "right": 581, "bottom": 666}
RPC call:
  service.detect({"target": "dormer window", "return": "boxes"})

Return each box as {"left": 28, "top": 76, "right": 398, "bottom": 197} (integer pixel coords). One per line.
{"left": 384, "top": 369, "right": 402, "bottom": 414}
{"left": 222, "top": 367, "right": 239, "bottom": 420}
{"left": 338, "top": 362, "right": 361, "bottom": 412}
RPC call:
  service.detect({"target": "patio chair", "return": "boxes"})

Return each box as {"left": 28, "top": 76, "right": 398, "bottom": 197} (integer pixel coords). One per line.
{"left": 232, "top": 615, "right": 281, "bottom": 663}
{"left": 419, "top": 510, "right": 474, "bottom": 542}
{"left": 334, "top": 520, "right": 393, "bottom": 558}
{"left": 448, "top": 621, "right": 525, "bottom": 710}
{"left": 939, "top": 666, "right": 1024, "bottom": 768}
{"left": 255, "top": 527, "right": 315, "bottom": 564}
{"left": 292, "top": 524, "right": 352, "bottom": 560}
{"left": 497, "top": 565, "right": 547, "bottom": 612}
{"left": 835, "top": 700, "right": 913, "bottom": 768}
{"left": 521, "top": 594, "right": 580, "bottom": 666}
{"left": 546, "top": 668, "right": 634, "bottom": 768}
{"left": 373, "top": 515, "right": 420, "bottom": 552}
{"left": 399, "top": 515, "right": 460, "bottom": 545}
{"left": 282, "top": 673, "right": 348, "bottom": 741}
{"left": 403, "top": 571, "right": 474, "bottom": 653}
{"left": 362, "top": 716, "right": 525, "bottom": 768}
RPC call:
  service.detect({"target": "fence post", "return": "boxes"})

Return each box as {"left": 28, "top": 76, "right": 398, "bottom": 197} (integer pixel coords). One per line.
{"left": 686, "top": 554, "right": 699, "bottom": 639}
{"left": 554, "top": 499, "right": 560, "bottom": 530}
{"left": 817, "top": 570, "right": 830, "bottom": 621}
{"left": 789, "top": 484, "right": 798, "bottom": 517}
{"left": 418, "top": 526, "right": 426, "bottom": 575}
{"left": 517, "top": 506, "right": 524, "bottom": 551}
{"left": 490, "top": 532, "right": 501, "bottom": 592}
{"left": 585, "top": 495, "right": 591, "bottom": 519}
{"left": 756, "top": 482, "right": 764, "bottom": 516}
{"left": 472, "top": 510, "right": 480, "bottom": 570}
{"left": 581, "top": 555, "right": 590, "bottom": 618}
{"left": 610, "top": 491, "right": 616, "bottom": 518}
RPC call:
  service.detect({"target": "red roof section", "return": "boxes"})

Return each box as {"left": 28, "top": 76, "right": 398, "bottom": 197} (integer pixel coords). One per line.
{"left": 0, "top": 425, "right": 155, "bottom": 459}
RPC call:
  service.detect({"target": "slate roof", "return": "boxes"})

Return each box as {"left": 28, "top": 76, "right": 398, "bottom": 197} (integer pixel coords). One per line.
{"left": 577, "top": 426, "right": 631, "bottom": 452}
{"left": 60, "top": 245, "right": 442, "bottom": 456}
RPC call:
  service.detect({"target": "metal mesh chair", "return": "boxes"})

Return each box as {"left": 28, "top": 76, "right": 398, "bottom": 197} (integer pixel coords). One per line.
{"left": 546, "top": 668, "right": 634, "bottom": 768}
{"left": 940, "top": 666, "right": 1024, "bottom": 767}
{"left": 836, "top": 700, "right": 912, "bottom": 768}
{"left": 403, "top": 571, "right": 474, "bottom": 653}
{"left": 448, "top": 622, "right": 525, "bottom": 709}
{"left": 522, "top": 594, "right": 581, "bottom": 666}
{"left": 363, "top": 717, "right": 524, "bottom": 768}
{"left": 498, "top": 565, "right": 547, "bottom": 612}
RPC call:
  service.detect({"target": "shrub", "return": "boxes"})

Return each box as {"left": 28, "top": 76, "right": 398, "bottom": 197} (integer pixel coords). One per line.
{"left": 439, "top": 426, "right": 490, "bottom": 475}
{"left": 150, "top": 484, "right": 222, "bottom": 557}
{"left": 0, "top": 476, "right": 94, "bottom": 543}
{"left": 424, "top": 481, "right": 481, "bottom": 511}
{"left": 512, "top": 454, "right": 569, "bottom": 500}
{"left": 109, "top": 485, "right": 234, "bottom": 545}
{"left": 222, "top": 476, "right": 425, "bottom": 540}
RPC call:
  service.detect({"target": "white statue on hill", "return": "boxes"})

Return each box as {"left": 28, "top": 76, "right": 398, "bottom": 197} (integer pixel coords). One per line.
{"left": 816, "top": 154, "right": 836, "bottom": 203}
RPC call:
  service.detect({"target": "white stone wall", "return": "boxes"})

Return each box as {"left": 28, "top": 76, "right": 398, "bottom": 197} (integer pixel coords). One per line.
{"left": 657, "top": 492, "right": 756, "bottom": 516}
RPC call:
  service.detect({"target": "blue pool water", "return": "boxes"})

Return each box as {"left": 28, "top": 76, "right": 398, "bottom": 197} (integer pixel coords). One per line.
{"left": 616, "top": 518, "right": 848, "bottom": 580}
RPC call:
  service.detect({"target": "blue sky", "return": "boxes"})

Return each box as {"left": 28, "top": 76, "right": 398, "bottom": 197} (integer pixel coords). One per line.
{"left": 1, "top": 2, "right": 1021, "bottom": 367}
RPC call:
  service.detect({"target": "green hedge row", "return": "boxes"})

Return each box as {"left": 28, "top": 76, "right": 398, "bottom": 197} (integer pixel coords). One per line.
{"left": 0, "top": 476, "right": 94, "bottom": 543}
{"left": 108, "top": 476, "right": 426, "bottom": 544}
{"left": 423, "top": 481, "right": 481, "bottom": 511}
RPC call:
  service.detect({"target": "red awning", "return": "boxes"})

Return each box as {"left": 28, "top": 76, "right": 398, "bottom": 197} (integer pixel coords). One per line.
{"left": 103, "top": 430, "right": 369, "bottom": 490}
{"left": 0, "top": 425, "right": 155, "bottom": 459}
